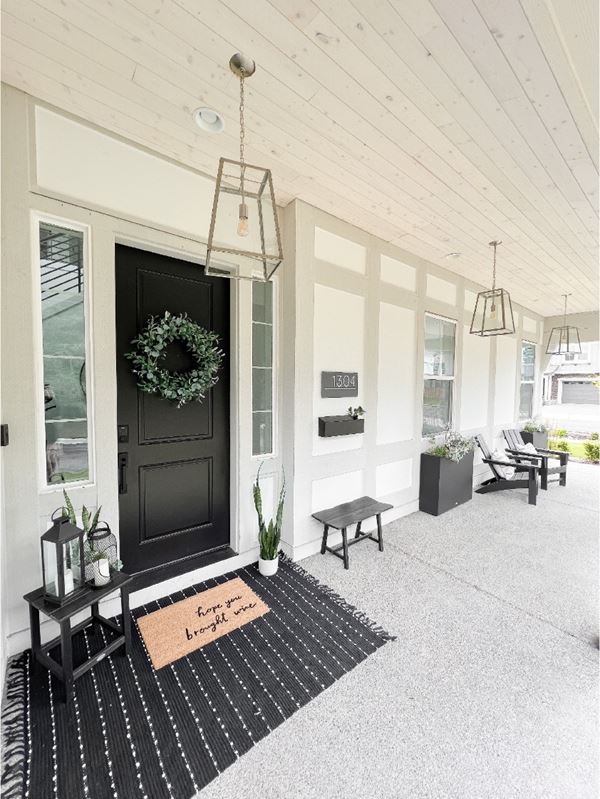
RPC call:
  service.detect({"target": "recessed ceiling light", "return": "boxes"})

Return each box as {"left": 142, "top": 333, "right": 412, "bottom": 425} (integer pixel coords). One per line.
{"left": 193, "top": 107, "right": 224, "bottom": 134}
{"left": 444, "top": 252, "right": 461, "bottom": 259}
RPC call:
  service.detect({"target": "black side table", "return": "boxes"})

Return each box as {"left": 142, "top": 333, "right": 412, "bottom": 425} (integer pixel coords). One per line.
{"left": 23, "top": 571, "right": 132, "bottom": 703}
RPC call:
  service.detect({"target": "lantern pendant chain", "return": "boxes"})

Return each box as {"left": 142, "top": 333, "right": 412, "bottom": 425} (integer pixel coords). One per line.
{"left": 562, "top": 293, "right": 570, "bottom": 327}
{"left": 239, "top": 71, "right": 246, "bottom": 204}
{"left": 489, "top": 240, "right": 501, "bottom": 293}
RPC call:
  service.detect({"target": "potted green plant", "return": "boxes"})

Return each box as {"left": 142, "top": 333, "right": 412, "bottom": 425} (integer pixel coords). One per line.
{"left": 521, "top": 421, "right": 548, "bottom": 449}
{"left": 253, "top": 465, "right": 285, "bottom": 576}
{"left": 419, "top": 429, "right": 476, "bottom": 516}
{"left": 62, "top": 491, "right": 123, "bottom": 587}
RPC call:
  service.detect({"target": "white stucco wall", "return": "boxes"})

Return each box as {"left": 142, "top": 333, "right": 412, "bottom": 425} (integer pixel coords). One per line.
{"left": 283, "top": 200, "right": 543, "bottom": 560}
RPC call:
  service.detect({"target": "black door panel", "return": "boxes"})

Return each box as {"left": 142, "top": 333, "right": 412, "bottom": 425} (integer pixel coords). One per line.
{"left": 115, "top": 246, "right": 229, "bottom": 574}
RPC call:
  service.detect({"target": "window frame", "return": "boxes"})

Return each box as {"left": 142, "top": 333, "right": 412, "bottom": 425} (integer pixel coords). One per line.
{"left": 519, "top": 340, "right": 536, "bottom": 420}
{"left": 422, "top": 311, "right": 457, "bottom": 437}
{"left": 251, "top": 275, "right": 278, "bottom": 460}
{"left": 32, "top": 211, "right": 95, "bottom": 493}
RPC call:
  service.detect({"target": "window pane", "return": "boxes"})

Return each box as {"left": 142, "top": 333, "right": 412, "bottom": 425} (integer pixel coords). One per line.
{"left": 252, "top": 281, "right": 274, "bottom": 455}
{"left": 252, "top": 368, "right": 272, "bottom": 412}
{"left": 521, "top": 343, "right": 535, "bottom": 381}
{"left": 40, "top": 223, "right": 89, "bottom": 485}
{"left": 424, "top": 315, "right": 455, "bottom": 376}
{"left": 252, "top": 412, "right": 272, "bottom": 456}
{"left": 519, "top": 383, "right": 533, "bottom": 419}
{"left": 423, "top": 379, "right": 452, "bottom": 435}
{"left": 252, "top": 280, "right": 273, "bottom": 323}
{"left": 252, "top": 323, "right": 273, "bottom": 368}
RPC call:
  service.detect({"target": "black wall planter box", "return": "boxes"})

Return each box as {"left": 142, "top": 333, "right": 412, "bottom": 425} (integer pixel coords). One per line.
{"left": 419, "top": 450, "right": 474, "bottom": 516}
{"left": 520, "top": 431, "right": 548, "bottom": 449}
{"left": 318, "top": 416, "right": 364, "bottom": 437}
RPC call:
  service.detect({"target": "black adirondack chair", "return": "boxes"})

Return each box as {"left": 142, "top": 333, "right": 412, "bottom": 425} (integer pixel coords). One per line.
{"left": 503, "top": 429, "right": 568, "bottom": 490}
{"left": 475, "top": 434, "right": 539, "bottom": 506}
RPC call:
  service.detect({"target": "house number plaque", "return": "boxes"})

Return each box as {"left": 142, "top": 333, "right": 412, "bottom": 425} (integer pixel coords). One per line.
{"left": 321, "top": 371, "right": 358, "bottom": 398}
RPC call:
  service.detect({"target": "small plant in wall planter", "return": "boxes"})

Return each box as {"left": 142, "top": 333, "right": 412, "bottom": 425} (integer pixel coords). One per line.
{"left": 347, "top": 406, "right": 365, "bottom": 420}
{"left": 253, "top": 464, "right": 285, "bottom": 577}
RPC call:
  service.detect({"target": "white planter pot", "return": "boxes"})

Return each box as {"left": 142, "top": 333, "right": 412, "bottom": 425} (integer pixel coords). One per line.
{"left": 258, "top": 556, "right": 279, "bottom": 577}
{"left": 94, "top": 558, "right": 111, "bottom": 587}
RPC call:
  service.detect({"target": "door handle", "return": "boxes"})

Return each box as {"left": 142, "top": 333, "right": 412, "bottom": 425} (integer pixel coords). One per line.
{"left": 118, "top": 453, "right": 128, "bottom": 495}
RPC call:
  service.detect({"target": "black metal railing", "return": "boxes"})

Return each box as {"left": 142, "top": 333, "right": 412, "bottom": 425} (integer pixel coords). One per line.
{"left": 40, "top": 226, "right": 83, "bottom": 302}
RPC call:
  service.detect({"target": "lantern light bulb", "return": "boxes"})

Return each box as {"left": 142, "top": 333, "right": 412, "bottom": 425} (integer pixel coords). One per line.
{"left": 237, "top": 203, "right": 249, "bottom": 237}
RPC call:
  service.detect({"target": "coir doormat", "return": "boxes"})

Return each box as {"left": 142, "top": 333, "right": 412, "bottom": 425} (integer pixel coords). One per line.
{"left": 1, "top": 556, "right": 395, "bottom": 799}
{"left": 137, "top": 577, "right": 270, "bottom": 669}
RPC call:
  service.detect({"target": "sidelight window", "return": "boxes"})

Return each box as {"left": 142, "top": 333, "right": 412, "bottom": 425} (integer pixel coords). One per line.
{"left": 252, "top": 281, "right": 274, "bottom": 456}
{"left": 422, "top": 313, "right": 456, "bottom": 436}
{"left": 519, "top": 341, "right": 536, "bottom": 419}
{"left": 38, "top": 219, "right": 91, "bottom": 486}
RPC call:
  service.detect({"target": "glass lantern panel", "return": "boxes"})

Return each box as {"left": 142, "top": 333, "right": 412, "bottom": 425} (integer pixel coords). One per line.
{"left": 43, "top": 539, "right": 59, "bottom": 597}
{"left": 207, "top": 160, "right": 282, "bottom": 281}
{"left": 65, "top": 537, "right": 83, "bottom": 588}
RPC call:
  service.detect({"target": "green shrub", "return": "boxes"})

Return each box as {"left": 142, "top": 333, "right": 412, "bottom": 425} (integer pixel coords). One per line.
{"left": 549, "top": 428, "right": 568, "bottom": 438}
{"left": 590, "top": 432, "right": 599, "bottom": 441}
{"left": 583, "top": 442, "right": 600, "bottom": 462}
{"left": 549, "top": 439, "right": 570, "bottom": 452}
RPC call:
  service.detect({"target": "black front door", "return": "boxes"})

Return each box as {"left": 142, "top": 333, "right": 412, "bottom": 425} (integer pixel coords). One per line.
{"left": 115, "top": 245, "right": 230, "bottom": 575}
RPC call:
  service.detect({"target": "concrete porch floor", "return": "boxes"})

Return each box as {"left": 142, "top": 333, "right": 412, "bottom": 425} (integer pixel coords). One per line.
{"left": 200, "top": 462, "right": 598, "bottom": 799}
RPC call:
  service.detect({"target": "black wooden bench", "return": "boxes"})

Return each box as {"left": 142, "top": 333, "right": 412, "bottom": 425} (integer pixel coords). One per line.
{"left": 312, "top": 496, "right": 392, "bottom": 570}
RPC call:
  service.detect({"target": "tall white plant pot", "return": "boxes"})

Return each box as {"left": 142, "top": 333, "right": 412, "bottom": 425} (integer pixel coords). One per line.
{"left": 258, "top": 556, "right": 278, "bottom": 576}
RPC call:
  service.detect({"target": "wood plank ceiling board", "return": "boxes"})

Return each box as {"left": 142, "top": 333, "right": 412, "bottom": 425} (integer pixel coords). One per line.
{"left": 1, "top": 0, "right": 597, "bottom": 315}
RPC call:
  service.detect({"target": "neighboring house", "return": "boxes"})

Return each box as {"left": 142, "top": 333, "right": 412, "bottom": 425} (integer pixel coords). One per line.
{"left": 543, "top": 342, "right": 600, "bottom": 405}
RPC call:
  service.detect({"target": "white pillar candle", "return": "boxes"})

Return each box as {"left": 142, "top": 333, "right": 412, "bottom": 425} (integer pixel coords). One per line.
{"left": 64, "top": 568, "right": 74, "bottom": 594}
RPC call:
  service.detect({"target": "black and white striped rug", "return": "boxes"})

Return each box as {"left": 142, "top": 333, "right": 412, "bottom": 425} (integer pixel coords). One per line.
{"left": 2, "top": 556, "right": 394, "bottom": 799}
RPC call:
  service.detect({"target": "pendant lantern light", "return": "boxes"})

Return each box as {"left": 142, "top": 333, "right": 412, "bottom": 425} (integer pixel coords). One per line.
{"left": 545, "top": 293, "right": 582, "bottom": 355}
{"left": 470, "top": 240, "right": 515, "bottom": 336}
{"left": 205, "top": 53, "right": 283, "bottom": 282}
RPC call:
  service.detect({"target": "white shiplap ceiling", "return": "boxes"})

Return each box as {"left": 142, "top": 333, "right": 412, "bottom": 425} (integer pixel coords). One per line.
{"left": 1, "top": 0, "right": 598, "bottom": 315}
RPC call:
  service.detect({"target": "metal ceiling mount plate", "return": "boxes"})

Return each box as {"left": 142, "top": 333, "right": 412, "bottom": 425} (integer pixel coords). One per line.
{"left": 229, "top": 53, "right": 256, "bottom": 78}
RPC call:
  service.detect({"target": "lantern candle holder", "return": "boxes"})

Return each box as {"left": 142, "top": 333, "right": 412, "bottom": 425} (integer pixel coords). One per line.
{"left": 84, "top": 523, "right": 119, "bottom": 588}
{"left": 41, "top": 510, "right": 86, "bottom": 605}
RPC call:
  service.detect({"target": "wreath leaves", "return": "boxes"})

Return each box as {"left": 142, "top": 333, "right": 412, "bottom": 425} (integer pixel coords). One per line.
{"left": 125, "top": 311, "right": 224, "bottom": 407}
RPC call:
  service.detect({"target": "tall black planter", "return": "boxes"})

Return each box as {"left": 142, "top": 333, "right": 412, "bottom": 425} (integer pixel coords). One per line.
{"left": 520, "top": 431, "right": 548, "bottom": 449}
{"left": 419, "top": 450, "right": 474, "bottom": 516}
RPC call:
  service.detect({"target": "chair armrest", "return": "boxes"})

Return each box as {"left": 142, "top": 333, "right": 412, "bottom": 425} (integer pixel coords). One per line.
{"left": 483, "top": 457, "right": 538, "bottom": 472}
{"left": 535, "top": 448, "right": 569, "bottom": 461}
{"left": 505, "top": 448, "right": 545, "bottom": 462}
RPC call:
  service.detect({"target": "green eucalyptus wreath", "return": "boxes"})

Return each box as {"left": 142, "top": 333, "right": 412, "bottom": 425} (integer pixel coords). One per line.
{"left": 125, "top": 311, "right": 223, "bottom": 407}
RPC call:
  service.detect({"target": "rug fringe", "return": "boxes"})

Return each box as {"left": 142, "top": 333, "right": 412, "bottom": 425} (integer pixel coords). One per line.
{"left": 1, "top": 651, "right": 28, "bottom": 799}
{"left": 279, "top": 553, "right": 397, "bottom": 642}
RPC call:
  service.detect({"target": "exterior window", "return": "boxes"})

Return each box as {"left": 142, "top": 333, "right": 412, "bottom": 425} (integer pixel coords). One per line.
{"left": 252, "top": 281, "right": 274, "bottom": 456}
{"left": 423, "top": 314, "right": 456, "bottom": 435}
{"left": 39, "top": 222, "right": 90, "bottom": 485}
{"left": 520, "top": 341, "right": 536, "bottom": 419}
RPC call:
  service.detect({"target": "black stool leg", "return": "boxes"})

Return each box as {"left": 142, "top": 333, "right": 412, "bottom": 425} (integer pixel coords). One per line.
{"left": 376, "top": 514, "right": 384, "bottom": 552}
{"left": 121, "top": 588, "right": 132, "bottom": 656}
{"left": 60, "top": 618, "right": 73, "bottom": 705}
{"left": 354, "top": 521, "right": 362, "bottom": 539}
{"left": 29, "top": 605, "right": 41, "bottom": 673}
{"left": 320, "top": 524, "right": 329, "bottom": 555}
{"left": 341, "top": 527, "right": 349, "bottom": 569}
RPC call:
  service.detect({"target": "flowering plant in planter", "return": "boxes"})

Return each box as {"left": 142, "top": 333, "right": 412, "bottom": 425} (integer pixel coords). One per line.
{"left": 426, "top": 428, "right": 476, "bottom": 463}
{"left": 522, "top": 420, "right": 547, "bottom": 433}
